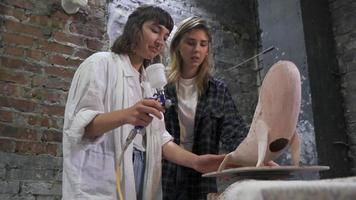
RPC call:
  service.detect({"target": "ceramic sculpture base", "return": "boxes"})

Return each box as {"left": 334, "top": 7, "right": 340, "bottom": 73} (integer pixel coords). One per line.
{"left": 203, "top": 165, "right": 330, "bottom": 193}
{"left": 203, "top": 165, "right": 329, "bottom": 178}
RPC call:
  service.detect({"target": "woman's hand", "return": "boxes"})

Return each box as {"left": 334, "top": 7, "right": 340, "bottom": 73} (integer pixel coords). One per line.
{"left": 84, "top": 99, "right": 164, "bottom": 140}
{"left": 124, "top": 99, "right": 165, "bottom": 127}
{"left": 264, "top": 160, "right": 279, "bottom": 167}
{"left": 193, "top": 154, "right": 226, "bottom": 174}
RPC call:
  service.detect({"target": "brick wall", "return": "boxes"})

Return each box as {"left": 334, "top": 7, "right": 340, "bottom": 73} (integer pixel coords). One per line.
{"left": 0, "top": 0, "right": 107, "bottom": 199}
{"left": 329, "top": 0, "right": 356, "bottom": 174}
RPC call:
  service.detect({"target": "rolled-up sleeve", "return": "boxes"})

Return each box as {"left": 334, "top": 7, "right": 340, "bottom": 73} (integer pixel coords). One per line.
{"left": 63, "top": 54, "right": 108, "bottom": 148}
{"left": 152, "top": 115, "right": 173, "bottom": 146}
{"left": 162, "top": 129, "right": 173, "bottom": 145}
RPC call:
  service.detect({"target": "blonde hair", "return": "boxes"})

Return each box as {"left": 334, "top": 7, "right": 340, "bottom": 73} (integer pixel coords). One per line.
{"left": 167, "top": 17, "right": 214, "bottom": 95}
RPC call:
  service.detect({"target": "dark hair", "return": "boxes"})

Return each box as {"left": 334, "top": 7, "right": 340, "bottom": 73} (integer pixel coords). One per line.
{"left": 111, "top": 5, "right": 173, "bottom": 59}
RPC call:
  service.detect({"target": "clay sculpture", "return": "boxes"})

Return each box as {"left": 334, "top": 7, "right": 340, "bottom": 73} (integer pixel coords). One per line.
{"left": 218, "top": 60, "right": 301, "bottom": 171}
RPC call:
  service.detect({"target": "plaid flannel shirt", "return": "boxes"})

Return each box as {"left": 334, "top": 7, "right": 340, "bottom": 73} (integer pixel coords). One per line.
{"left": 162, "top": 77, "right": 248, "bottom": 200}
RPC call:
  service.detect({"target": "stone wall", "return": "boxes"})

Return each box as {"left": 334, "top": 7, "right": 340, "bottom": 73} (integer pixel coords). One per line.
{"left": 329, "top": 0, "right": 356, "bottom": 175}
{"left": 257, "top": 0, "right": 319, "bottom": 178}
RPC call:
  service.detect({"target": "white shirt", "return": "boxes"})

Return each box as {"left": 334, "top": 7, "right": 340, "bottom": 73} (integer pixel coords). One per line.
{"left": 62, "top": 52, "right": 172, "bottom": 200}
{"left": 177, "top": 77, "right": 198, "bottom": 151}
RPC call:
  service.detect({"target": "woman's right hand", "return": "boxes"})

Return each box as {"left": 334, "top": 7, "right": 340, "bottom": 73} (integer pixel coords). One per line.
{"left": 124, "top": 99, "right": 165, "bottom": 127}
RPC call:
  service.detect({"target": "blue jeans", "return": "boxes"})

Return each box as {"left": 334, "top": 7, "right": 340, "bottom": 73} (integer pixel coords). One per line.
{"left": 133, "top": 148, "right": 145, "bottom": 200}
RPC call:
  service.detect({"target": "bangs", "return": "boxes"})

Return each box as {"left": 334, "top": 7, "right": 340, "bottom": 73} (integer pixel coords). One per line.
{"left": 143, "top": 7, "right": 174, "bottom": 32}
{"left": 155, "top": 14, "right": 174, "bottom": 32}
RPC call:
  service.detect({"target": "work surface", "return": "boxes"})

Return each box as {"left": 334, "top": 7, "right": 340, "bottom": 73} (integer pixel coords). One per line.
{"left": 208, "top": 176, "right": 356, "bottom": 200}
{"left": 205, "top": 166, "right": 356, "bottom": 200}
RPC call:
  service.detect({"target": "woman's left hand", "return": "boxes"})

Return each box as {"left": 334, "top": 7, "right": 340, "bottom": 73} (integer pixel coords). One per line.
{"left": 193, "top": 154, "right": 226, "bottom": 174}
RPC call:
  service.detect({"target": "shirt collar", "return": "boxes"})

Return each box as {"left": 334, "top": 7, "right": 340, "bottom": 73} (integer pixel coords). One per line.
{"left": 122, "top": 54, "right": 141, "bottom": 77}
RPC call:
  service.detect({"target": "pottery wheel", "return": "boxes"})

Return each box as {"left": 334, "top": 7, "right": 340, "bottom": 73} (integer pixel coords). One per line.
{"left": 202, "top": 166, "right": 330, "bottom": 179}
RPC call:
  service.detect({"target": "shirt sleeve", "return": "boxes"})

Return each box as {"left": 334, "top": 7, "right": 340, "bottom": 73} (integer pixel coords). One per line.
{"left": 162, "top": 129, "right": 173, "bottom": 145}
{"left": 153, "top": 114, "right": 173, "bottom": 146}
{"left": 63, "top": 54, "right": 108, "bottom": 148}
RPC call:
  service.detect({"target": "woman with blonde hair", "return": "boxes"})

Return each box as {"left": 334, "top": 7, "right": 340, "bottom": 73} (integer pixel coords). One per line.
{"left": 162, "top": 17, "right": 248, "bottom": 200}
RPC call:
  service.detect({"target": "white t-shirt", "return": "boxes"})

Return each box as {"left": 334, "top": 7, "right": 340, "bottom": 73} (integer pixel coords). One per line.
{"left": 177, "top": 77, "right": 198, "bottom": 151}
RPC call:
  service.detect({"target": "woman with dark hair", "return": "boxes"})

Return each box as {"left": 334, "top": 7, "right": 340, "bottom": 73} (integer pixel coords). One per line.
{"left": 63, "top": 6, "right": 224, "bottom": 200}
{"left": 162, "top": 17, "right": 248, "bottom": 200}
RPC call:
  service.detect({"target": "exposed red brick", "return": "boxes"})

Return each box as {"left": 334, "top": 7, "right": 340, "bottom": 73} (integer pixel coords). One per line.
{"left": 4, "top": 19, "right": 43, "bottom": 38}
{"left": 0, "top": 96, "right": 11, "bottom": 107}
{"left": 48, "top": 55, "right": 66, "bottom": 66}
{"left": 42, "top": 105, "right": 65, "bottom": 116}
{"left": 41, "top": 129, "right": 62, "bottom": 143}
{"left": 0, "top": 138, "right": 15, "bottom": 153}
{"left": 28, "top": 88, "right": 65, "bottom": 105}
{"left": 32, "top": 75, "right": 70, "bottom": 90}
{"left": 86, "top": 38, "right": 104, "bottom": 50}
{"left": 71, "top": 11, "right": 89, "bottom": 24}
{"left": 0, "top": 4, "right": 26, "bottom": 21}
{"left": 48, "top": 117, "right": 62, "bottom": 130}
{"left": 14, "top": 98, "right": 37, "bottom": 112}
{"left": 1, "top": 56, "right": 41, "bottom": 73}
{"left": 29, "top": 15, "right": 65, "bottom": 29}
{"left": 53, "top": 31, "right": 85, "bottom": 46}
{"left": 45, "top": 65, "right": 76, "bottom": 78}
{"left": 48, "top": 55, "right": 82, "bottom": 67}
{"left": 0, "top": 96, "right": 37, "bottom": 112}
{"left": 28, "top": 116, "right": 61, "bottom": 130}
{"left": 52, "top": 10, "right": 70, "bottom": 21}
{"left": 0, "top": 110, "right": 13, "bottom": 122}
{"left": 19, "top": 127, "right": 38, "bottom": 140}
{"left": 47, "top": 80, "right": 70, "bottom": 90}
{"left": 69, "top": 19, "right": 106, "bottom": 39}
{"left": 0, "top": 68, "right": 28, "bottom": 85}
{"left": 4, "top": 46, "right": 24, "bottom": 57}
{"left": 1, "top": 56, "right": 25, "bottom": 68}
{"left": 2, "top": 32, "right": 34, "bottom": 47}
{"left": 0, "top": 124, "right": 38, "bottom": 141}
{"left": 27, "top": 115, "right": 50, "bottom": 127}
{"left": 4, "top": 0, "right": 33, "bottom": 10}
{"left": 31, "top": 75, "right": 46, "bottom": 87}
{"left": 25, "top": 49, "right": 46, "bottom": 60}
{"left": 14, "top": 141, "right": 58, "bottom": 156}
{"left": 39, "top": 40, "right": 74, "bottom": 55}
{"left": 0, "top": 82, "right": 21, "bottom": 97}
{"left": 75, "top": 48, "right": 95, "bottom": 59}
{"left": 0, "top": 0, "right": 107, "bottom": 157}
{"left": 45, "top": 90, "right": 66, "bottom": 105}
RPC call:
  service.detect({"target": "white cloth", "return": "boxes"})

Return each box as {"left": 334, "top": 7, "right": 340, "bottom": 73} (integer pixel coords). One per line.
{"left": 62, "top": 52, "right": 172, "bottom": 200}
{"left": 218, "top": 176, "right": 356, "bottom": 200}
{"left": 177, "top": 78, "right": 198, "bottom": 151}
